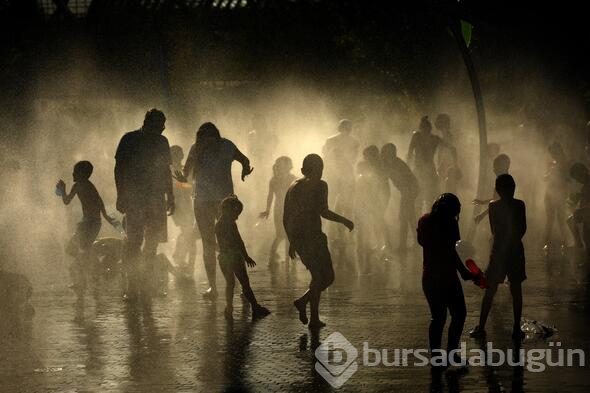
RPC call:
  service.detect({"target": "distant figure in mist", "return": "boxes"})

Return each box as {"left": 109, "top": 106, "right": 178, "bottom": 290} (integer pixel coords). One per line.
{"left": 407, "top": 116, "right": 444, "bottom": 212}
{"left": 436, "top": 117, "right": 463, "bottom": 195}
{"left": 417, "top": 193, "right": 478, "bottom": 368}
{"left": 115, "top": 109, "right": 175, "bottom": 301}
{"left": 543, "top": 142, "right": 570, "bottom": 250}
{"left": 381, "top": 143, "right": 419, "bottom": 250}
{"left": 56, "top": 160, "right": 116, "bottom": 297}
{"left": 568, "top": 163, "right": 590, "bottom": 255}
{"left": 170, "top": 145, "right": 198, "bottom": 277}
{"left": 357, "top": 145, "right": 393, "bottom": 255}
{"left": 437, "top": 116, "right": 462, "bottom": 194}
{"left": 259, "top": 156, "right": 296, "bottom": 265}
{"left": 322, "top": 119, "right": 359, "bottom": 250}
{"left": 354, "top": 160, "right": 379, "bottom": 269}
{"left": 470, "top": 174, "right": 527, "bottom": 341}
{"left": 215, "top": 195, "right": 271, "bottom": 320}
{"left": 181, "top": 122, "right": 253, "bottom": 299}
{"left": 284, "top": 154, "right": 354, "bottom": 329}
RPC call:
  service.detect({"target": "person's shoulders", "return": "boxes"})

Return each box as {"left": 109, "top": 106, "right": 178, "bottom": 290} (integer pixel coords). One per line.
{"left": 221, "top": 138, "right": 237, "bottom": 148}
{"left": 120, "top": 130, "right": 141, "bottom": 142}
{"left": 116, "top": 130, "right": 140, "bottom": 150}
{"left": 514, "top": 198, "right": 526, "bottom": 209}
{"left": 489, "top": 199, "right": 500, "bottom": 209}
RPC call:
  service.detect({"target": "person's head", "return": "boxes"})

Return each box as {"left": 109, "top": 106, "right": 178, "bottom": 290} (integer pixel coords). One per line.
{"left": 362, "top": 145, "right": 380, "bottom": 166}
{"left": 301, "top": 153, "right": 324, "bottom": 180}
{"left": 431, "top": 193, "right": 461, "bottom": 221}
{"left": 196, "top": 122, "right": 222, "bottom": 151}
{"left": 495, "top": 174, "right": 516, "bottom": 199}
{"left": 570, "top": 162, "right": 589, "bottom": 184}
{"left": 73, "top": 160, "right": 93, "bottom": 182}
{"left": 220, "top": 195, "right": 243, "bottom": 220}
{"left": 337, "top": 119, "right": 353, "bottom": 135}
{"left": 170, "top": 145, "right": 184, "bottom": 166}
{"left": 548, "top": 141, "right": 565, "bottom": 161}
{"left": 273, "top": 156, "right": 293, "bottom": 177}
{"left": 435, "top": 113, "right": 451, "bottom": 132}
{"left": 142, "top": 108, "right": 166, "bottom": 134}
{"left": 419, "top": 116, "right": 432, "bottom": 134}
{"left": 493, "top": 153, "right": 511, "bottom": 176}
{"left": 380, "top": 143, "right": 397, "bottom": 167}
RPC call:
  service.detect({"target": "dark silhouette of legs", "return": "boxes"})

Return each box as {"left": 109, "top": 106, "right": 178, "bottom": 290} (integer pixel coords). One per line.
{"left": 477, "top": 283, "right": 499, "bottom": 331}
{"left": 509, "top": 282, "right": 523, "bottom": 335}
{"left": 195, "top": 200, "right": 219, "bottom": 296}
{"left": 447, "top": 285, "right": 467, "bottom": 353}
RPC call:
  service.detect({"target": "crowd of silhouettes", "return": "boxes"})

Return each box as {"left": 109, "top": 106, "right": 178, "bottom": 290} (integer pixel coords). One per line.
{"left": 53, "top": 107, "right": 590, "bottom": 369}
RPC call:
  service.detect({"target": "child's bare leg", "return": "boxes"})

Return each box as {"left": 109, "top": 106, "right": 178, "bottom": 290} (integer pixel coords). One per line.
{"left": 269, "top": 237, "right": 280, "bottom": 262}
{"left": 478, "top": 283, "right": 499, "bottom": 331}
{"left": 509, "top": 282, "right": 523, "bottom": 333}
{"left": 294, "top": 290, "right": 310, "bottom": 325}
{"left": 309, "top": 264, "right": 334, "bottom": 327}
{"left": 220, "top": 263, "right": 235, "bottom": 318}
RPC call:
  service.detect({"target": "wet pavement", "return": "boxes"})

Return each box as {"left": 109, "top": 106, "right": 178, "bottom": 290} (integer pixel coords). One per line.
{"left": 1, "top": 242, "right": 590, "bottom": 392}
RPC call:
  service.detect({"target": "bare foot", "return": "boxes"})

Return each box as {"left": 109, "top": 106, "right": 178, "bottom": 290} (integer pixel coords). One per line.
{"left": 294, "top": 299, "right": 308, "bottom": 325}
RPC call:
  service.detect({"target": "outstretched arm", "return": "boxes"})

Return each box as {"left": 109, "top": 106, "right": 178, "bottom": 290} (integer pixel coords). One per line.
{"left": 320, "top": 209, "right": 354, "bottom": 231}
{"left": 318, "top": 181, "right": 354, "bottom": 230}
{"left": 234, "top": 147, "right": 253, "bottom": 181}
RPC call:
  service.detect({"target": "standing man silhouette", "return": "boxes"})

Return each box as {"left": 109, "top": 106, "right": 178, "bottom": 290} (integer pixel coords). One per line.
{"left": 115, "top": 109, "right": 175, "bottom": 301}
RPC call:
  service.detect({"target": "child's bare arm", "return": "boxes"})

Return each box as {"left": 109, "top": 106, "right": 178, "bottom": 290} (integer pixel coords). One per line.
{"left": 321, "top": 209, "right": 354, "bottom": 231}
{"left": 318, "top": 181, "right": 354, "bottom": 230}
{"left": 59, "top": 181, "right": 77, "bottom": 205}
{"left": 98, "top": 194, "right": 115, "bottom": 224}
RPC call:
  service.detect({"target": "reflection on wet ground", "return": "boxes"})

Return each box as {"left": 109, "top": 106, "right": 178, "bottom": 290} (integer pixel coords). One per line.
{"left": 1, "top": 246, "right": 589, "bottom": 392}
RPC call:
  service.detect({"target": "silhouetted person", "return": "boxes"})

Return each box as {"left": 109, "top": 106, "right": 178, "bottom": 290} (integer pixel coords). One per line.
{"left": 354, "top": 160, "right": 379, "bottom": 270}
{"left": 470, "top": 174, "right": 526, "bottom": 340}
{"left": 418, "top": 193, "right": 477, "bottom": 368}
{"left": 568, "top": 163, "right": 590, "bottom": 255}
{"left": 182, "top": 122, "right": 253, "bottom": 299}
{"left": 543, "top": 142, "right": 570, "bottom": 250}
{"left": 322, "top": 119, "right": 359, "bottom": 249}
{"left": 358, "top": 145, "right": 393, "bottom": 253}
{"left": 215, "top": 196, "right": 271, "bottom": 320}
{"left": 115, "top": 109, "right": 175, "bottom": 301}
{"left": 381, "top": 143, "right": 419, "bottom": 249}
{"left": 170, "top": 145, "right": 198, "bottom": 277}
{"left": 284, "top": 154, "right": 354, "bottom": 329}
{"left": 407, "top": 116, "right": 448, "bottom": 212}
{"left": 57, "top": 161, "right": 115, "bottom": 296}
{"left": 434, "top": 113, "right": 455, "bottom": 184}
{"left": 473, "top": 153, "right": 511, "bottom": 225}
{"left": 259, "top": 156, "right": 296, "bottom": 265}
